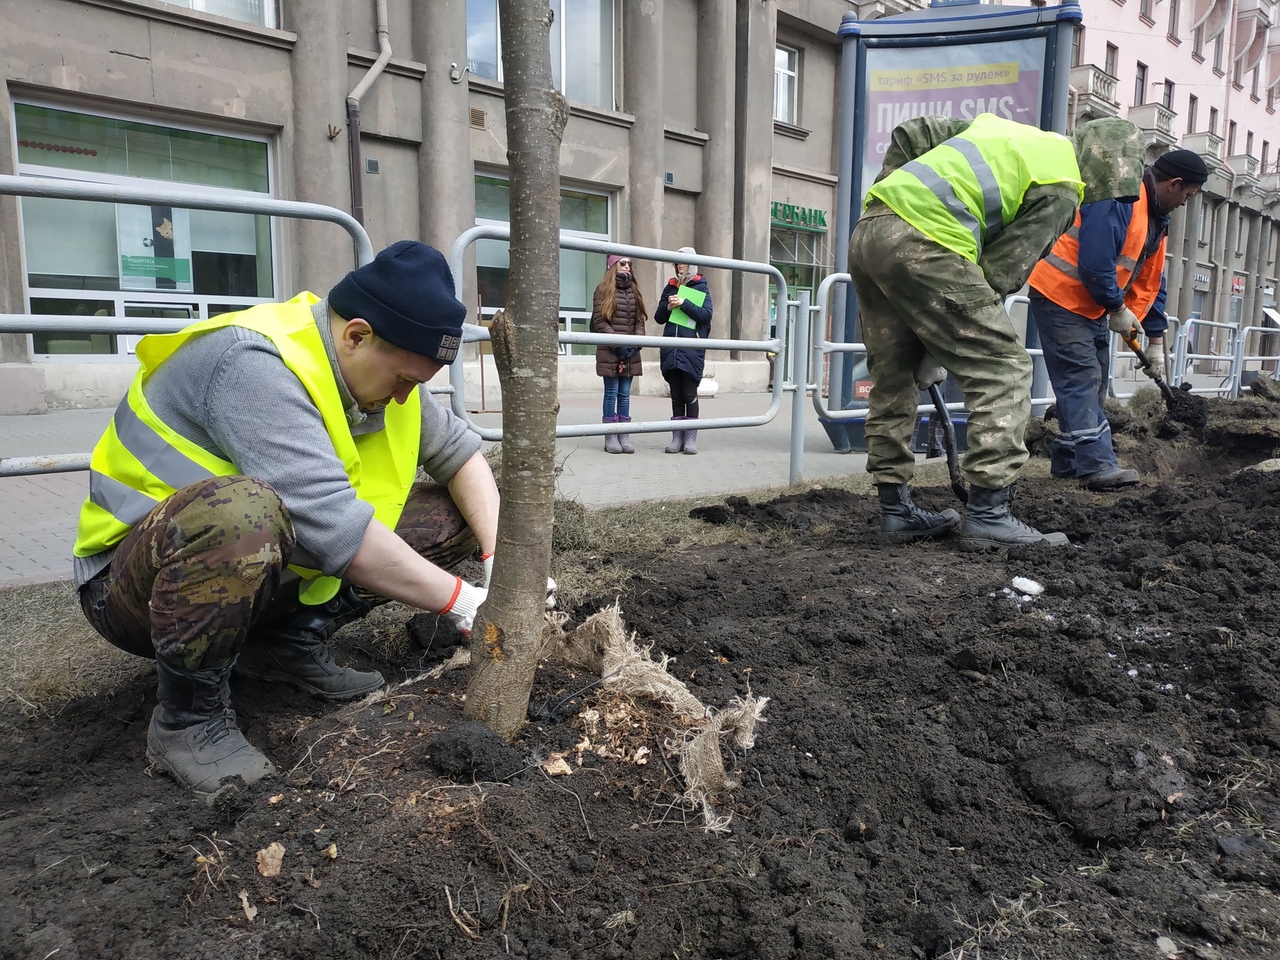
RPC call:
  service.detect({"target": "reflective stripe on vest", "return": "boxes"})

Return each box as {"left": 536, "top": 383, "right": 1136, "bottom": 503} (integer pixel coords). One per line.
{"left": 866, "top": 113, "right": 1085, "bottom": 263}
{"left": 1029, "top": 179, "right": 1165, "bottom": 320}
{"left": 74, "top": 293, "right": 422, "bottom": 604}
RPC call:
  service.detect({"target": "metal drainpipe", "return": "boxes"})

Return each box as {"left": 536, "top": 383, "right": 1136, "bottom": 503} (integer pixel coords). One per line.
{"left": 346, "top": 0, "right": 392, "bottom": 226}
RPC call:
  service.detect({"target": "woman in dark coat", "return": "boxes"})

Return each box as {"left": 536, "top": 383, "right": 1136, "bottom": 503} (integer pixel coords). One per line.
{"left": 591, "top": 254, "right": 648, "bottom": 454}
{"left": 653, "top": 246, "right": 713, "bottom": 455}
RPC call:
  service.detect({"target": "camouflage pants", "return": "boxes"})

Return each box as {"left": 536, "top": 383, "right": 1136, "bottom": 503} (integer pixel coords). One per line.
{"left": 847, "top": 212, "right": 1032, "bottom": 490}
{"left": 80, "top": 475, "right": 478, "bottom": 670}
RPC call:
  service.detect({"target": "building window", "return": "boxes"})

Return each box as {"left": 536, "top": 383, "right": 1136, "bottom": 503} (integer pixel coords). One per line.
{"left": 1104, "top": 43, "right": 1119, "bottom": 77}
{"left": 769, "top": 225, "right": 830, "bottom": 332}
{"left": 1135, "top": 62, "right": 1147, "bottom": 106}
{"left": 1167, "top": 0, "right": 1180, "bottom": 39}
{"left": 1162, "top": 80, "right": 1175, "bottom": 110}
{"left": 1228, "top": 120, "right": 1237, "bottom": 155}
{"left": 1209, "top": 106, "right": 1219, "bottom": 134}
{"left": 1186, "top": 94, "right": 1198, "bottom": 133}
{"left": 1071, "top": 26, "right": 1083, "bottom": 67}
{"left": 14, "top": 102, "right": 274, "bottom": 358}
{"left": 158, "top": 0, "right": 276, "bottom": 27}
{"left": 1139, "top": 0, "right": 1153, "bottom": 21}
{"left": 1252, "top": 68, "right": 1261, "bottom": 101}
{"left": 774, "top": 45, "right": 799, "bottom": 124}
{"left": 1192, "top": 25, "right": 1204, "bottom": 59}
{"left": 1263, "top": 141, "right": 1271, "bottom": 174}
{"left": 466, "top": 0, "right": 614, "bottom": 110}
{"left": 1270, "top": 89, "right": 1278, "bottom": 113}
{"left": 1213, "top": 34, "right": 1224, "bottom": 74}
{"left": 473, "top": 173, "right": 609, "bottom": 356}
{"left": 1233, "top": 58, "right": 1243, "bottom": 89}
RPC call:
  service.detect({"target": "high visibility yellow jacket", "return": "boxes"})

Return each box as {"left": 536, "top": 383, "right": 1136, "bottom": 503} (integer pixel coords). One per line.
{"left": 73, "top": 293, "right": 421, "bottom": 604}
{"left": 866, "top": 113, "right": 1085, "bottom": 263}
{"left": 1029, "top": 179, "right": 1166, "bottom": 321}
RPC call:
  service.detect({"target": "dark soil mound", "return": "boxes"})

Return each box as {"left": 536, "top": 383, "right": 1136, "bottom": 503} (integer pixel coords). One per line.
{"left": 5, "top": 385, "right": 1280, "bottom": 960}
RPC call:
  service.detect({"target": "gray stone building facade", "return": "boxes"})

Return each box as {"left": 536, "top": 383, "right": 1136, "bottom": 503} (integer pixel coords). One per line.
{"left": 1, "top": 0, "right": 899, "bottom": 411}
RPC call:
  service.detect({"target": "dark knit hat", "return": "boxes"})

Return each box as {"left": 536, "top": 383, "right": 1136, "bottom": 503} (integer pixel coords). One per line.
{"left": 1152, "top": 149, "right": 1210, "bottom": 185}
{"left": 328, "top": 240, "right": 466, "bottom": 364}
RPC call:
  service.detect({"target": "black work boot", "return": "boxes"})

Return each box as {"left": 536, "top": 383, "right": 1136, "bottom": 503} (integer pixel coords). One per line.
{"left": 147, "top": 659, "right": 276, "bottom": 800}
{"left": 236, "top": 587, "right": 385, "bottom": 700}
{"left": 958, "top": 484, "right": 1070, "bottom": 550}
{"left": 876, "top": 483, "right": 960, "bottom": 543}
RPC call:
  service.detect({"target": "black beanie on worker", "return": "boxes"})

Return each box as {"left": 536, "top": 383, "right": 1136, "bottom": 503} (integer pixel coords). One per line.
{"left": 328, "top": 240, "right": 466, "bottom": 364}
{"left": 1152, "top": 149, "right": 1210, "bottom": 186}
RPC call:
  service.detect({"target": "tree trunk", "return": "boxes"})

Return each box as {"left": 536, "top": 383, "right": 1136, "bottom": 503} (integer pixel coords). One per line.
{"left": 464, "top": 0, "right": 568, "bottom": 740}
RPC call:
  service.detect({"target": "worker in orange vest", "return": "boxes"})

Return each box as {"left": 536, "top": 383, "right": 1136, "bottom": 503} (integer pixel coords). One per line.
{"left": 1027, "top": 148, "right": 1207, "bottom": 490}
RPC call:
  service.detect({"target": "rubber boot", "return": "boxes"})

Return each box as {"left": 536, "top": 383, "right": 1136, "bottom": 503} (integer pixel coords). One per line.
{"left": 236, "top": 586, "right": 384, "bottom": 700}
{"left": 665, "top": 417, "right": 687, "bottom": 454}
{"left": 876, "top": 483, "right": 960, "bottom": 543}
{"left": 682, "top": 428, "right": 699, "bottom": 455}
{"left": 958, "top": 484, "right": 1070, "bottom": 550}
{"left": 617, "top": 415, "right": 635, "bottom": 454}
{"left": 603, "top": 416, "right": 623, "bottom": 454}
{"left": 147, "top": 658, "right": 276, "bottom": 800}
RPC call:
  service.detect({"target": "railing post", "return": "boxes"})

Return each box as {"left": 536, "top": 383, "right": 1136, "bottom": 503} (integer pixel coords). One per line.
{"left": 790, "top": 289, "right": 811, "bottom": 485}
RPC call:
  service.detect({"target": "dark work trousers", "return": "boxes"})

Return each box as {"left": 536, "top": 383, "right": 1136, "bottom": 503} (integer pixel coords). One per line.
{"left": 1028, "top": 292, "right": 1119, "bottom": 479}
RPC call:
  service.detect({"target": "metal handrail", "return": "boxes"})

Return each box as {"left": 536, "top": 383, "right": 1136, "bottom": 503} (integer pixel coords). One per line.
{"left": 446, "top": 225, "right": 790, "bottom": 445}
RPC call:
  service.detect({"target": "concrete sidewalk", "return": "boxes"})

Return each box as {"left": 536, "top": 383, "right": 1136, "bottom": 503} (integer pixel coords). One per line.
{"left": 0, "top": 391, "right": 868, "bottom": 588}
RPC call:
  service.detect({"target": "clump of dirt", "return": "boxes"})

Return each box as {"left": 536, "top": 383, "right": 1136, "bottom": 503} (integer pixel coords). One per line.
{"left": 1164, "top": 383, "right": 1210, "bottom": 428}
{"left": 5, "top": 384, "right": 1280, "bottom": 959}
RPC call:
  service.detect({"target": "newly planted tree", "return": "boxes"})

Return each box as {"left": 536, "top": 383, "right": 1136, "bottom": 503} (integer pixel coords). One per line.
{"left": 464, "top": 0, "right": 568, "bottom": 739}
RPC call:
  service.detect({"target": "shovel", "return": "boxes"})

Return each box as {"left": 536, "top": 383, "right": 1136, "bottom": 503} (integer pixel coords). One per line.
{"left": 927, "top": 382, "right": 968, "bottom": 504}
{"left": 1119, "top": 329, "right": 1177, "bottom": 408}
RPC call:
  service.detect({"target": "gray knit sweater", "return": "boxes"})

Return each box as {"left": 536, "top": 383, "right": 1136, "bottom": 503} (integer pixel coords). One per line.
{"left": 73, "top": 298, "right": 481, "bottom": 587}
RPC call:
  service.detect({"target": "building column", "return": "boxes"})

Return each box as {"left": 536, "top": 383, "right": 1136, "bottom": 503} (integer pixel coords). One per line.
{"left": 1176, "top": 191, "right": 1203, "bottom": 321}
{"left": 697, "top": 0, "right": 736, "bottom": 344}
{"left": 286, "top": 0, "right": 354, "bottom": 291}
{"left": 624, "top": 0, "right": 664, "bottom": 302}
{"left": 0, "top": 94, "right": 25, "bottom": 364}
{"left": 1165, "top": 202, "right": 1187, "bottom": 321}
{"left": 1213, "top": 201, "right": 1239, "bottom": 329}
{"left": 1244, "top": 207, "right": 1263, "bottom": 330}
{"left": 732, "top": 0, "right": 776, "bottom": 347}
{"left": 415, "top": 1, "right": 476, "bottom": 302}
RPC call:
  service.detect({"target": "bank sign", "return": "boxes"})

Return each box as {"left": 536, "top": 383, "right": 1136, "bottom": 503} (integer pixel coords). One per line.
{"left": 771, "top": 203, "right": 828, "bottom": 232}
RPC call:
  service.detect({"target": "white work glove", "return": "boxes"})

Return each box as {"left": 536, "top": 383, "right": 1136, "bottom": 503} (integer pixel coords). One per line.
{"left": 441, "top": 579, "right": 487, "bottom": 635}
{"left": 914, "top": 353, "right": 947, "bottom": 391}
{"left": 481, "top": 553, "right": 557, "bottom": 610}
{"left": 1143, "top": 341, "right": 1166, "bottom": 381}
{"left": 1107, "top": 305, "right": 1139, "bottom": 337}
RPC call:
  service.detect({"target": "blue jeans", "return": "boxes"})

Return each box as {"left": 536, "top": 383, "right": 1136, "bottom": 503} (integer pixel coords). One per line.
{"left": 602, "top": 376, "right": 632, "bottom": 419}
{"left": 1028, "top": 293, "right": 1117, "bottom": 478}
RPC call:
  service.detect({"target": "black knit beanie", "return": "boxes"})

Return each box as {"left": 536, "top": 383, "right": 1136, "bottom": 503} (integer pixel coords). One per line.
{"left": 328, "top": 240, "right": 466, "bottom": 364}
{"left": 1152, "top": 149, "right": 1210, "bottom": 186}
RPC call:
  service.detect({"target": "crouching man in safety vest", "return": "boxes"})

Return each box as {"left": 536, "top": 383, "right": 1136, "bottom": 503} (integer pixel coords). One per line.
{"left": 848, "top": 114, "right": 1147, "bottom": 549}
{"left": 1027, "top": 148, "right": 1207, "bottom": 491}
{"left": 74, "top": 240, "right": 500, "bottom": 800}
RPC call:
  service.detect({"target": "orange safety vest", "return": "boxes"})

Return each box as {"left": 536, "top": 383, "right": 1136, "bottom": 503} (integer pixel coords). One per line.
{"left": 1029, "top": 179, "right": 1165, "bottom": 320}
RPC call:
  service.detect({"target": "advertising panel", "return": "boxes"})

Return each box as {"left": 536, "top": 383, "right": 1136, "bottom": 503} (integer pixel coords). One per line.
{"left": 859, "top": 38, "right": 1047, "bottom": 201}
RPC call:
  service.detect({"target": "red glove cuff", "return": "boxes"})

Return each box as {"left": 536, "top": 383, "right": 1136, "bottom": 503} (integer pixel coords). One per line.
{"left": 440, "top": 577, "right": 463, "bottom": 615}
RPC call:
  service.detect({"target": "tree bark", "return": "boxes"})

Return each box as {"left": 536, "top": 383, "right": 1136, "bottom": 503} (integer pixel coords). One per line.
{"left": 464, "top": 0, "right": 567, "bottom": 740}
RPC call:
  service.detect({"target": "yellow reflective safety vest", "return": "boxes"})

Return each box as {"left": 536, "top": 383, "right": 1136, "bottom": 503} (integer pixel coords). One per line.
{"left": 866, "top": 113, "right": 1085, "bottom": 263}
{"left": 73, "top": 292, "right": 422, "bottom": 605}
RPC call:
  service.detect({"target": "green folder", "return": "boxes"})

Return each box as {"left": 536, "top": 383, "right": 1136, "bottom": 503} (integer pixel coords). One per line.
{"left": 668, "top": 285, "right": 707, "bottom": 330}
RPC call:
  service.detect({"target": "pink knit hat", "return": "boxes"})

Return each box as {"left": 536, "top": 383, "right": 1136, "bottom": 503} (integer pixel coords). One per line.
{"left": 607, "top": 254, "right": 626, "bottom": 269}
